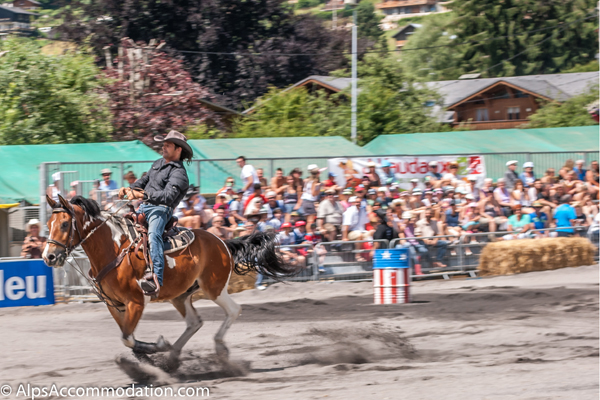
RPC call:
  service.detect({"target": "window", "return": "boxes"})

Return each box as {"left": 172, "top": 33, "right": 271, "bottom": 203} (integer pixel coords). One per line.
{"left": 507, "top": 107, "right": 521, "bottom": 120}
{"left": 514, "top": 90, "right": 528, "bottom": 98}
{"left": 476, "top": 108, "right": 489, "bottom": 121}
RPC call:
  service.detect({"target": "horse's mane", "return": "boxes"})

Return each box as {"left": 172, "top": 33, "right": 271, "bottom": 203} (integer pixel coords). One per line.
{"left": 70, "top": 196, "right": 102, "bottom": 218}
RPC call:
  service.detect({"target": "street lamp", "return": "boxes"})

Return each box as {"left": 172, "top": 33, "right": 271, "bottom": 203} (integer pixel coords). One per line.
{"left": 345, "top": 0, "right": 359, "bottom": 144}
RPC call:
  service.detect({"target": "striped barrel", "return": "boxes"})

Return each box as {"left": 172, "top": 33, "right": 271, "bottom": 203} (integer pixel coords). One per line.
{"left": 373, "top": 249, "right": 411, "bottom": 304}
{"left": 373, "top": 268, "right": 411, "bottom": 304}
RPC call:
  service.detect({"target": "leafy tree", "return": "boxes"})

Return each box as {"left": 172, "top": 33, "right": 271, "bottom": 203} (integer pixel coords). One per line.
{"left": 400, "top": 14, "right": 464, "bottom": 81}
{"left": 334, "top": 50, "right": 448, "bottom": 143}
{"left": 59, "top": 0, "right": 370, "bottom": 108}
{"left": 103, "top": 39, "right": 219, "bottom": 146}
{"left": 234, "top": 50, "right": 447, "bottom": 145}
{"left": 524, "top": 88, "right": 599, "bottom": 128}
{"left": 450, "top": 0, "right": 598, "bottom": 77}
{"left": 232, "top": 86, "right": 349, "bottom": 139}
{"left": 0, "top": 38, "right": 112, "bottom": 145}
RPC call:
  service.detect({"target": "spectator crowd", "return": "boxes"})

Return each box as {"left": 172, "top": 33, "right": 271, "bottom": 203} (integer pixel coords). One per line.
{"left": 38, "top": 157, "right": 599, "bottom": 289}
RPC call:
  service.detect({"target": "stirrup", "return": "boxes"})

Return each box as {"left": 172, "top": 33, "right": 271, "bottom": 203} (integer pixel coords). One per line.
{"left": 138, "top": 272, "right": 160, "bottom": 297}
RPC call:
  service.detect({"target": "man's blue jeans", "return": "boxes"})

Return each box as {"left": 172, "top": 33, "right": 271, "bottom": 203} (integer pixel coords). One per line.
{"left": 138, "top": 204, "right": 172, "bottom": 286}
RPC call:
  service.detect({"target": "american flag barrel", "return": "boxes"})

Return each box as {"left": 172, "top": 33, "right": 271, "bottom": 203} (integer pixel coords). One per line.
{"left": 373, "top": 248, "right": 411, "bottom": 304}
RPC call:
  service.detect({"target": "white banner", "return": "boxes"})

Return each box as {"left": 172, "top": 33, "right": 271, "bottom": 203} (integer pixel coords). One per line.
{"left": 327, "top": 155, "right": 486, "bottom": 190}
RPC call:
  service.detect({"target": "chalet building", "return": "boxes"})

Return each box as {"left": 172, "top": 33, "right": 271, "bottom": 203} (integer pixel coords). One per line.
{"left": 11, "top": 0, "right": 40, "bottom": 10}
{"left": 425, "top": 72, "right": 599, "bottom": 129}
{"left": 391, "top": 23, "right": 421, "bottom": 49}
{"left": 0, "top": 5, "right": 36, "bottom": 37}
{"left": 251, "top": 72, "right": 599, "bottom": 130}
{"left": 321, "top": 0, "right": 345, "bottom": 11}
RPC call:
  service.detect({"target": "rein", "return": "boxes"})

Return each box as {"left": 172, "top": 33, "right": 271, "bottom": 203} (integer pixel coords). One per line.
{"left": 51, "top": 200, "right": 133, "bottom": 312}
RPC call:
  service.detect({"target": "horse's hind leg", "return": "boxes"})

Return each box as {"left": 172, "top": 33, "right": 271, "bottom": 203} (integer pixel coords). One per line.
{"left": 211, "top": 286, "right": 242, "bottom": 359}
{"left": 169, "top": 292, "right": 203, "bottom": 359}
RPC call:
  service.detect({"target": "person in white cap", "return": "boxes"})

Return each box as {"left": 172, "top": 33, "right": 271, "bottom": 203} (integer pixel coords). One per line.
{"left": 46, "top": 172, "right": 62, "bottom": 203}
{"left": 424, "top": 161, "right": 442, "bottom": 185}
{"left": 236, "top": 156, "right": 260, "bottom": 203}
{"left": 365, "top": 161, "right": 381, "bottom": 187}
{"left": 573, "top": 159, "right": 587, "bottom": 181}
{"left": 504, "top": 160, "right": 519, "bottom": 191}
{"left": 519, "top": 161, "right": 536, "bottom": 188}
{"left": 20, "top": 219, "right": 46, "bottom": 259}
{"left": 299, "top": 165, "right": 326, "bottom": 233}
{"left": 99, "top": 168, "right": 118, "bottom": 191}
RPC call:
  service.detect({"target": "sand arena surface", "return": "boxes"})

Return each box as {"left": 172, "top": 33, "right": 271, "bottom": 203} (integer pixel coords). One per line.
{"left": 0, "top": 265, "right": 598, "bottom": 399}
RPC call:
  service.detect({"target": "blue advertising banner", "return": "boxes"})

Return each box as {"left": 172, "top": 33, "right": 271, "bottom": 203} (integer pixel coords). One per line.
{"left": 0, "top": 260, "right": 55, "bottom": 308}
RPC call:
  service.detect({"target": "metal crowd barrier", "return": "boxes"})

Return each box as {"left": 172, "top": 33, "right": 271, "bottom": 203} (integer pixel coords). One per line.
{"left": 313, "top": 239, "right": 390, "bottom": 281}
{"left": 274, "top": 243, "right": 317, "bottom": 282}
{"left": 8, "top": 225, "right": 596, "bottom": 302}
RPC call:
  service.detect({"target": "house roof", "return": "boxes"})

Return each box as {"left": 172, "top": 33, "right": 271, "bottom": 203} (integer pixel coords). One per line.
{"left": 425, "top": 72, "right": 599, "bottom": 108}
{"left": 392, "top": 23, "right": 422, "bottom": 39}
{"left": 242, "top": 75, "right": 356, "bottom": 114}
{"left": 243, "top": 72, "right": 598, "bottom": 116}
{"left": 0, "top": 5, "right": 36, "bottom": 15}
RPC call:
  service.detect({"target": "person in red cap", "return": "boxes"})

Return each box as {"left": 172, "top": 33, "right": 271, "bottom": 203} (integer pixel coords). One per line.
{"left": 292, "top": 220, "right": 307, "bottom": 244}
{"left": 118, "top": 130, "right": 193, "bottom": 296}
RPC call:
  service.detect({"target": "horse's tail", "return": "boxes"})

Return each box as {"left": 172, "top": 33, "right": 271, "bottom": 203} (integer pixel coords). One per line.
{"left": 225, "top": 231, "right": 297, "bottom": 279}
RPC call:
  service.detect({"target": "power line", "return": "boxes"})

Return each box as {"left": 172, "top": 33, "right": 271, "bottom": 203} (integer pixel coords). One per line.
{"left": 170, "top": 14, "right": 597, "bottom": 58}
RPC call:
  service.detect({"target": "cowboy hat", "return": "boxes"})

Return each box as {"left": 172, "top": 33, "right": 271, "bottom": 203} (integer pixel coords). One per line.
{"left": 100, "top": 168, "right": 112, "bottom": 175}
{"left": 154, "top": 130, "right": 194, "bottom": 159}
{"left": 26, "top": 219, "right": 41, "bottom": 231}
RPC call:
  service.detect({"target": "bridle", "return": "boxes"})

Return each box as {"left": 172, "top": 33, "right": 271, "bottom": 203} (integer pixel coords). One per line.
{"left": 47, "top": 206, "right": 81, "bottom": 256}
{"left": 48, "top": 201, "right": 129, "bottom": 257}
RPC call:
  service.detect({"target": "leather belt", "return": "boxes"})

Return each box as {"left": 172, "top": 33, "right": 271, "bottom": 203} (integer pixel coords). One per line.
{"left": 142, "top": 201, "right": 170, "bottom": 208}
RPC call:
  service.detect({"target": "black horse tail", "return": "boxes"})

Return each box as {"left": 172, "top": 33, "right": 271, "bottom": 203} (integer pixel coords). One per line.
{"left": 225, "top": 231, "right": 297, "bottom": 279}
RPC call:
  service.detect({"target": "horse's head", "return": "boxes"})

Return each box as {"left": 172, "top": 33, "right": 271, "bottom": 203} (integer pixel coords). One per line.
{"left": 43, "top": 194, "right": 99, "bottom": 267}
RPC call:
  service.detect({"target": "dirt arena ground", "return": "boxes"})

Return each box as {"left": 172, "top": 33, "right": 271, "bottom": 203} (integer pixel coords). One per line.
{"left": 0, "top": 265, "right": 598, "bottom": 400}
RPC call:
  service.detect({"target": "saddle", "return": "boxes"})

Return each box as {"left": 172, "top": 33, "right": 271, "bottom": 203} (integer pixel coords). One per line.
{"left": 120, "top": 210, "right": 195, "bottom": 255}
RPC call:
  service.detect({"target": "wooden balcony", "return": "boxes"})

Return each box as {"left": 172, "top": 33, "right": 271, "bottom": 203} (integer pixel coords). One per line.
{"left": 377, "top": 0, "right": 435, "bottom": 8}
{"left": 453, "top": 120, "right": 528, "bottom": 130}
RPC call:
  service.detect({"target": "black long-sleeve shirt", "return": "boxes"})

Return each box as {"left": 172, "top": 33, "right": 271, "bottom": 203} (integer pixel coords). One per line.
{"left": 131, "top": 158, "right": 189, "bottom": 209}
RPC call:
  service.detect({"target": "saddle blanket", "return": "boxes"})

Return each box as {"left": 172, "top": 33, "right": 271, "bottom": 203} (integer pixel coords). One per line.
{"left": 109, "top": 214, "right": 195, "bottom": 254}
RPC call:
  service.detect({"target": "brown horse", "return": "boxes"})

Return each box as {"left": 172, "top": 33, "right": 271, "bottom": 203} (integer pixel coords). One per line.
{"left": 42, "top": 194, "right": 291, "bottom": 364}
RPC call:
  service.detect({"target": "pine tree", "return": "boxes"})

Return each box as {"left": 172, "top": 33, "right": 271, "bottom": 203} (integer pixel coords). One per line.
{"left": 450, "top": 0, "right": 598, "bottom": 77}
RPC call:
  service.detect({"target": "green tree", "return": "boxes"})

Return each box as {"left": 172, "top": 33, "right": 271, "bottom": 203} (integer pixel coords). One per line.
{"left": 450, "top": 0, "right": 598, "bottom": 77}
{"left": 232, "top": 87, "right": 349, "bottom": 139}
{"left": 0, "top": 38, "right": 112, "bottom": 145}
{"left": 335, "top": 51, "right": 448, "bottom": 143}
{"left": 524, "top": 88, "right": 599, "bottom": 128}
{"left": 356, "top": 2, "right": 383, "bottom": 42}
{"left": 400, "top": 15, "right": 464, "bottom": 81}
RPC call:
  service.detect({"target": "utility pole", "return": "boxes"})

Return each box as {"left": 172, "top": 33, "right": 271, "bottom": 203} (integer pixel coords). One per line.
{"left": 345, "top": 0, "right": 359, "bottom": 144}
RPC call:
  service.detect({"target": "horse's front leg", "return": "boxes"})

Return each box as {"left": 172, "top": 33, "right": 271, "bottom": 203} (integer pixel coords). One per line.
{"left": 121, "top": 300, "right": 171, "bottom": 354}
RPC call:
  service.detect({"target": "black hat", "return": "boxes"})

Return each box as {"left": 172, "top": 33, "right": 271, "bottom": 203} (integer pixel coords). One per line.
{"left": 154, "top": 130, "right": 193, "bottom": 159}
{"left": 183, "top": 185, "right": 199, "bottom": 201}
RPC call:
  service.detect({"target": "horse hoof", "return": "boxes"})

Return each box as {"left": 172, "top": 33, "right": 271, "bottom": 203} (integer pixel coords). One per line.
{"left": 156, "top": 335, "right": 172, "bottom": 352}
{"left": 165, "top": 352, "right": 181, "bottom": 372}
{"left": 215, "top": 343, "right": 229, "bottom": 360}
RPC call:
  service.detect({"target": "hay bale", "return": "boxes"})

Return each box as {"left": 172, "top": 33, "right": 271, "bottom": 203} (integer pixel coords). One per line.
{"left": 478, "top": 237, "right": 595, "bottom": 276}
{"left": 192, "top": 272, "right": 257, "bottom": 301}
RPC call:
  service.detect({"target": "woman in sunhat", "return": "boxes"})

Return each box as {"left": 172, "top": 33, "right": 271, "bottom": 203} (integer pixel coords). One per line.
{"left": 298, "top": 164, "right": 325, "bottom": 233}
{"left": 20, "top": 219, "right": 46, "bottom": 259}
